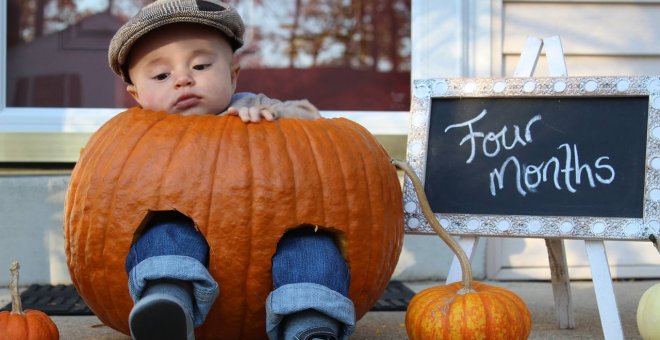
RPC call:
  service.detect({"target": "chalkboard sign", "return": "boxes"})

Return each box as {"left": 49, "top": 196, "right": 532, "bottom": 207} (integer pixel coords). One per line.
{"left": 403, "top": 76, "right": 660, "bottom": 240}
{"left": 426, "top": 96, "right": 648, "bottom": 218}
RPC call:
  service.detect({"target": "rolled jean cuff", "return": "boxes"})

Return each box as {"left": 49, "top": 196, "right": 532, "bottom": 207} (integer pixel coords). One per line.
{"left": 127, "top": 255, "right": 219, "bottom": 325}
{"left": 265, "top": 283, "right": 355, "bottom": 340}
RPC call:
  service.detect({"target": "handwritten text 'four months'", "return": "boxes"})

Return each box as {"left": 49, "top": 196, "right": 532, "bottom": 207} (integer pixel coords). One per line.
{"left": 444, "top": 109, "right": 615, "bottom": 197}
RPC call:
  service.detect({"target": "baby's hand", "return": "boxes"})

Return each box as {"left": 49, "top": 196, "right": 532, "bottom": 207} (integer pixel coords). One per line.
{"left": 226, "top": 106, "right": 278, "bottom": 123}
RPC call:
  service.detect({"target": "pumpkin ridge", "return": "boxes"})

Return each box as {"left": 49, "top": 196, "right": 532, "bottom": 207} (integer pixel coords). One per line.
{"left": 320, "top": 120, "right": 368, "bottom": 295}
{"left": 65, "top": 113, "right": 116, "bottom": 252}
{"left": 313, "top": 120, "right": 350, "bottom": 230}
{"left": 81, "top": 110, "right": 169, "bottom": 327}
{"left": 40, "top": 311, "right": 59, "bottom": 338}
{"left": 25, "top": 311, "right": 58, "bottom": 339}
{"left": 330, "top": 120, "right": 370, "bottom": 305}
{"left": 244, "top": 120, "right": 288, "bottom": 336}
{"left": 491, "top": 285, "right": 531, "bottom": 337}
{"left": 365, "top": 143, "right": 397, "bottom": 310}
{"left": 490, "top": 290, "right": 527, "bottom": 339}
{"left": 67, "top": 144, "right": 103, "bottom": 318}
{"left": 441, "top": 290, "right": 454, "bottom": 339}
{"left": 409, "top": 294, "right": 427, "bottom": 339}
{"left": 298, "top": 119, "right": 328, "bottom": 223}
{"left": 487, "top": 286, "right": 518, "bottom": 338}
{"left": 203, "top": 117, "right": 243, "bottom": 338}
{"left": 243, "top": 121, "right": 281, "bottom": 336}
{"left": 205, "top": 116, "right": 235, "bottom": 296}
{"left": 98, "top": 111, "right": 175, "bottom": 327}
{"left": 347, "top": 124, "right": 378, "bottom": 312}
{"left": 242, "top": 117, "right": 261, "bottom": 337}
{"left": 202, "top": 115, "right": 230, "bottom": 278}
{"left": 66, "top": 109, "right": 135, "bottom": 290}
{"left": 285, "top": 120, "right": 306, "bottom": 223}
{"left": 337, "top": 118, "right": 402, "bottom": 311}
{"left": 434, "top": 291, "right": 453, "bottom": 339}
{"left": 205, "top": 115, "right": 230, "bottom": 223}
{"left": 156, "top": 115, "right": 198, "bottom": 208}
{"left": 276, "top": 119, "right": 304, "bottom": 227}
{"left": 446, "top": 286, "right": 461, "bottom": 338}
{"left": 386, "top": 160, "right": 403, "bottom": 288}
{"left": 24, "top": 316, "right": 30, "bottom": 339}
{"left": 159, "top": 114, "right": 222, "bottom": 233}
{"left": 278, "top": 119, "right": 320, "bottom": 224}
{"left": 323, "top": 121, "right": 358, "bottom": 262}
{"left": 460, "top": 293, "right": 469, "bottom": 338}
{"left": 490, "top": 288, "right": 517, "bottom": 338}
{"left": 475, "top": 288, "right": 494, "bottom": 339}
{"left": 350, "top": 117, "right": 402, "bottom": 315}
{"left": 372, "top": 146, "right": 399, "bottom": 286}
{"left": 406, "top": 291, "right": 426, "bottom": 339}
{"left": 19, "top": 316, "right": 28, "bottom": 338}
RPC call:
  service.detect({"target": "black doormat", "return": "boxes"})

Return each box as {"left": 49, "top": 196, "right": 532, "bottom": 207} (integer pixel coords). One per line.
{"left": 1, "top": 284, "right": 93, "bottom": 315}
{"left": 371, "top": 280, "right": 415, "bottom": 311}
{"left": 1, "top": 281, "right": 414, "bottom": 315}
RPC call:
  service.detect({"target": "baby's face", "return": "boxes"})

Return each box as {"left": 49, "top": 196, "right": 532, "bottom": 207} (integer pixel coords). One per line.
{"left": 126, "top": 23, "right": 238, "bottom": 115}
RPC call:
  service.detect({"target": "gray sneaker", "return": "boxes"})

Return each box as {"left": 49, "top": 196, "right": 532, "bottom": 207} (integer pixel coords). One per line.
{"left": 295, "top": 326, "right": 338, "bottom": 340}
{"left": 282, "top": 310, "right": 340, "bottom": 340}
{"left": 129, "top": 293, "right": 195, "bottom": 340}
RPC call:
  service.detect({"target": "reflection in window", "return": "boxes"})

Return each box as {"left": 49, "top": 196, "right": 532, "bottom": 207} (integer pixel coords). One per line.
{"left": 6, "top": 0, "right": 410, "bottom": 111}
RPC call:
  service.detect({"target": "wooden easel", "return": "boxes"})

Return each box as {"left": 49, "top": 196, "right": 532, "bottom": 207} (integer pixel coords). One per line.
{"left": 445, "top": 36, "right": 625, "bottom": 339}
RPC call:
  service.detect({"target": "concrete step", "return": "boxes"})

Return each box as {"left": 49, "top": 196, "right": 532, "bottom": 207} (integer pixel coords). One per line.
{"left": 1, "top": 280, "right": 655, "bottom": 339}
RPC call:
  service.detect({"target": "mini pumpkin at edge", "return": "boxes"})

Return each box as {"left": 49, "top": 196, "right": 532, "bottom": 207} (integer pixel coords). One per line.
{"left": 0, "top": 262, "right": 60, "bottom": 340}
{"left": 637, "top": 282, "right": 660, "bottom": 339}
{"left": 64, "top": 108, "right": 404, "bottom": 339}
{"left": 395, "top": 160, "right": 532, "bottom": 340}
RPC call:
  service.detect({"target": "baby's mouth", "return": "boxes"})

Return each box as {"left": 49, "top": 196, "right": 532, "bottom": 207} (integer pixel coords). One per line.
{"left": 174, "top": 94, "right": 202, "bottom": 111}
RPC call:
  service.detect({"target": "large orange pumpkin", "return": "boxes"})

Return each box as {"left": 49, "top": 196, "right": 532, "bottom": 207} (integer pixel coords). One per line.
{"left": 64, "top": 108, "right": 404, "bottom": 339}
{"left": 395, "top": 160, "right": 532, "bottom": 340}
{"left": 0, "top": 262, "right": 59, "bottom": 340}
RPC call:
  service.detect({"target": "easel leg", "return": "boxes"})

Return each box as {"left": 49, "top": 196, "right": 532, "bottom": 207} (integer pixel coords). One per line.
{"left": 545, "top": 239, "right": 575, "bottom": 329}
{"left": 446, "top": 236, "right": 478, "bottom": 284}
{"left": 585, "top": 240, "right": 624, "bottom": 339}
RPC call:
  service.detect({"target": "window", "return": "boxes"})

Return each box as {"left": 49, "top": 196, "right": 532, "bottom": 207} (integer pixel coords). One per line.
{"left": 1, "top": 0, "right": 417, "bottom": 162}
{"left": 7, "top": 0, "right": 411, "bottom": 111}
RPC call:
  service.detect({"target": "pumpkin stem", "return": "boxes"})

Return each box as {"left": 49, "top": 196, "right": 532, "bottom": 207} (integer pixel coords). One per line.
{"left": 392, "top": 159, "right": 474, "bottom": 290}
{"left": 9, "top": 261, "right": 24, "bottom": 315}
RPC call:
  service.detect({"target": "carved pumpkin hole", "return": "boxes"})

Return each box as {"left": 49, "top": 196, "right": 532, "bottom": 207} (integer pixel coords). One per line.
{"left": 282, "top": 224, "right": 350, "bottom": 270}
{"left": 132, "top": 209, "right": 206, "bottom": 247}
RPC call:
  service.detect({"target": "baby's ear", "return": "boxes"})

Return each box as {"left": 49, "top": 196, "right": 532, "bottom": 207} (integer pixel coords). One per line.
{"left": 231, "top": 59, "right": 241, "bottom": 91}
{"left": 126, "top": 84, "right": 140, "bottom": 103}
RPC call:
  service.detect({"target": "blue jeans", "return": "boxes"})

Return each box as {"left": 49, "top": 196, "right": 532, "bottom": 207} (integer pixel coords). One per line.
{"left": 125, "top": 212, "right": 218, "bottom": 326}
{"left": 126, "top": 212, "right": 355, "bottom": 339}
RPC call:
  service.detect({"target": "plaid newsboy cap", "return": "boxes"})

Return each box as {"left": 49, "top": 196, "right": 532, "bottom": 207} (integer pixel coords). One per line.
{"left": 108, "top": 0, "right": 245, "bottom": 83}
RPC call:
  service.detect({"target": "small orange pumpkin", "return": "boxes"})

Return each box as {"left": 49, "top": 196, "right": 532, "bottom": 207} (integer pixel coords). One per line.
{"left": 0, "top": 262, "right": 59, "bottom": 340}
{"left": 64, "top": 108, "right": 404, "bottom": 339}
{"left": 395, "top": 160, "right": 532, "bottom": 340}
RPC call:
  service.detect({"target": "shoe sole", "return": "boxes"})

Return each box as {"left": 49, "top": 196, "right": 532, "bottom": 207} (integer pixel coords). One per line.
{"left": 130, "top": 297, "right": 191, "bottom": 340}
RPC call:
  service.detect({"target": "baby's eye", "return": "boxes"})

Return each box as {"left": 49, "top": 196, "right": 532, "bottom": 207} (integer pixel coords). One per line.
{"left": 152, "top": 73, "right": 169, "bottom": 81}
{"left": 193, "top": 64, "right": 211, "bottom": 71}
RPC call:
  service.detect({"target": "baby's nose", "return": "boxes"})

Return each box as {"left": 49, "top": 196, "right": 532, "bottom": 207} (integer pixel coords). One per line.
{"left": 175, "top": 72, "right": 194, "bottom": 87}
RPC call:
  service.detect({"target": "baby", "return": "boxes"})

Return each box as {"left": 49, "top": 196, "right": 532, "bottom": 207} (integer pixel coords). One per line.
{"left": 108, "top": 1, "right": 354, "bottom": 339}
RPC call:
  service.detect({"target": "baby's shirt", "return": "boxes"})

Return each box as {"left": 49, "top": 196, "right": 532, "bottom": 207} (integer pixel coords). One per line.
{"left": 223, "top": 92, "right": 321, "bottom": 120}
